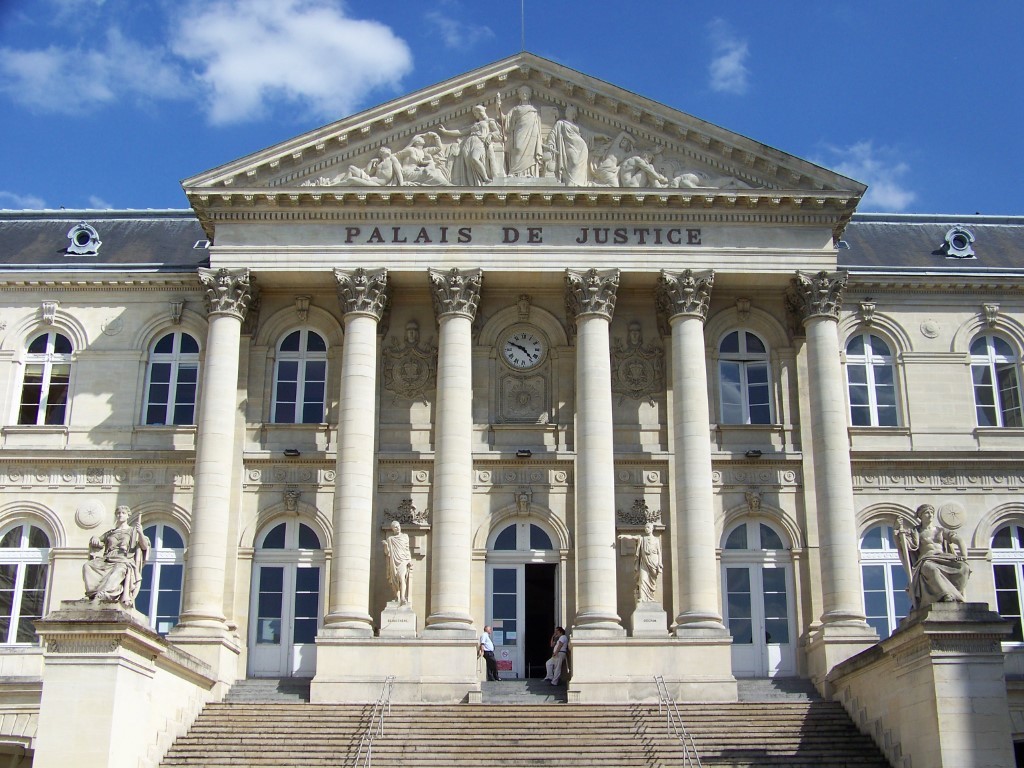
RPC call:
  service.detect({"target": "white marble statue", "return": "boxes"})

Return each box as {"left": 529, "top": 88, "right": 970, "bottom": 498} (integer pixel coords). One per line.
{"left": 894, "top": 504, "right": 971, "bottom": 611}
{"left": 501, "top": 86, "right": 543, "bottom": 178}
{"left": 617, "top": 522, "right": 663, "bottom": 604}
{"left": 439, "top": 104, "right": 504, "bottom": 186}
{"left": 619, "top": 151, "right": 669, "bottom": 188}
{"left": 590, "top": 131, "right": 636, "bottom": 186}
{"left": 82, "top": 505, "right": 150, "bottom": 609}
{"left": 395, "top": 133, "right": 451, "bottom": 186}
{"left": 545, "top": 105, "right": 589, "bottom": 186}
{"left": 382, "top": 520, "right": 413, "bottom": 605}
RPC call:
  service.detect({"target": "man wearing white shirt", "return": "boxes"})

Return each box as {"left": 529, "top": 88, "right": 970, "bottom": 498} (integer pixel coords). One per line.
{"left": 479, "top": 625, "right": 500, "bottom": 681}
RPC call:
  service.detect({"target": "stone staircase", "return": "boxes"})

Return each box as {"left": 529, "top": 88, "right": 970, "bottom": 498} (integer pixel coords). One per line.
{"left": 159, "top": 679, "right": 894, "bottom": 768}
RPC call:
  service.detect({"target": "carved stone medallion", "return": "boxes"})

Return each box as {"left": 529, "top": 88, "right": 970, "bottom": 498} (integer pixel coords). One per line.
{"left": 611, "top": 322, "right": 664, "bottom": 404}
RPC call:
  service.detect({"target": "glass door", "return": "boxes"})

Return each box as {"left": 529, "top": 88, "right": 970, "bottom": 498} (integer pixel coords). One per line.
{"left": 723, "top": 563, "right": 795, "bottom": 677}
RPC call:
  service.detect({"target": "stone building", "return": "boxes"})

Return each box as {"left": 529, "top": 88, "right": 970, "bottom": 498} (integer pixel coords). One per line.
{"left": 0, "top": 53, "right": 1021, "bottom": 766}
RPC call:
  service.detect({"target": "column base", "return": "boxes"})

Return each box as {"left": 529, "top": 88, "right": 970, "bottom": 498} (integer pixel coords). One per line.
{"left": 423, "top": 612, "right": 476, "bottom": 638}
{"left": 320, "top": 611, "right": 374, "bottom": 638}
{"left": 673, "top": 610, "right": 729, "bottom": 637}
{"left": 572, "top": 609, "right": 625, "bottom": 637}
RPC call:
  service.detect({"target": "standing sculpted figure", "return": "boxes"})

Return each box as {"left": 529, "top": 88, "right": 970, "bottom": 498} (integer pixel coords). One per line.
{"left": 545, "top": 105, "right": 589, "bottom": 186}
{"left": 894, "top": 504, "right": 971, "bottom": 610}
{"left": 82, "top": 505, "right": 150, "bottom": 609}
{"left": 439, "top": 104, "right": 503, "bottom": 186}
{"left": 382, "top": 520, "right": 413, "bottom": 605}
{"left": 617, "top": 522, "right": 663, "bottom": 604}
{"left": 501, "top": 85, "right": 543, "bottom": 177}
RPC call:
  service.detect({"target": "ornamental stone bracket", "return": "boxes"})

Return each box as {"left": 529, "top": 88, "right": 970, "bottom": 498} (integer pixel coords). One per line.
{"left": 565, "top": 267, "right": 619, "bottom": 324}
{"left": 198, "top": 267, "right": 259, "bottom": 321}
{"left": 334, "top": 267, "right": 390, "bottom": 319}
{"left": 428, "top": 267, "right": 483, "bottom": 320}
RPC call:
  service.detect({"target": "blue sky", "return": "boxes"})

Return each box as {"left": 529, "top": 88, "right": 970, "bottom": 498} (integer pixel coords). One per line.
{"left": 0, "top": 0, "right": 1021, "bottom": 214}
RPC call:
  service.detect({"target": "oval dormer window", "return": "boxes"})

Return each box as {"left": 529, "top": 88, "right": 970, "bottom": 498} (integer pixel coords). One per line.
{"left": 66, "top": 222, "right": 101, "bottom": 255}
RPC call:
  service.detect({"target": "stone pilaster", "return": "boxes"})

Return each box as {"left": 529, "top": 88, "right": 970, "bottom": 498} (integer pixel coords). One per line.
{"left": 656, "top": 269, "right": 728, "bottom": 635}
{"left": 323, "top": 268, "right": 389, "bottom": 636}
{"left": 789, "top": 270, "right": 877, "bottom": 676}
{"left": 174, "top": 268, "right": 257, "bottom": 634}
{"left": 565, "top": 268, "right": 624, "bottom": 636}
{"left": 424, "top": 267, "right": 482, "bottom": 636}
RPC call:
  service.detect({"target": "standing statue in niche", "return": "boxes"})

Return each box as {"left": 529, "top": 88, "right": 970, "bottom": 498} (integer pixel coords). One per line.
{"left": 439, "top": 104, "right": 503, "bottom": 186}
{"left": 894, "top": 504, "right": 971, "bottom": 610}
{"left": 382, "top": 520, "right": 413, "bottom": 605}
{"left": 617, "top": 522, "right": 663, "bottom": 604}
{"left": 82, "top": 505, "right": 150, "bottom": 609}
{"left": 501, "top": 86, "right": 543, "bottom": 177}
{"left": 545, "top": 105, "right": 589, "bottom": 186}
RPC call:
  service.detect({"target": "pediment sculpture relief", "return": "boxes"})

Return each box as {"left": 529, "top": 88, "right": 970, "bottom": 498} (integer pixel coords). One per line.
{"left": 302, "top": 87, "right": 757, "bottom": 190}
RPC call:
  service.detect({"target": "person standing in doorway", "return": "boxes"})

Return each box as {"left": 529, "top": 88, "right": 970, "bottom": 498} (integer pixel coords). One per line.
{"left": 479, "top": 625, "right": 500, "bottom": 681}
{"left": 545, "top": 626, "right": 569, "bottom": 685}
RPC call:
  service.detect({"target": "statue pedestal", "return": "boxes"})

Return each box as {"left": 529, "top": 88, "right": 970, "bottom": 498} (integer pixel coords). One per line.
{"left": 629, "top": 603, "right": 668, "bottom": 637}
{"left": 379, "top": 602, "right": 418, "bottom": 638}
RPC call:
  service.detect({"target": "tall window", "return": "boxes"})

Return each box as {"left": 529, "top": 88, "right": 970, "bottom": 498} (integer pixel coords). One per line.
{"left": 971, "top": 334, "right": 1022, "bottom": 427}
{"left": 846, "top": 333, "right": 898, "bottom": 426}
{"left": 136, "top": 523, "right": 185, "bottom": 635}
{"left": 19, "top": 332, "right": 72, "bottom": 425}
{"left": 272, "top": 329, "right": 327, "bottom": 424}
{"left": 0, "top": 522, "right": 50, "bottom": 644}
{"left": 859, "top": 524, "right": 910, "bottom": 638}
{"left": 719, "top": 330, "right": 772, "bottom": 424}
{"left": 144, "top": 331, "right": 200, "bottom": 425}
{"left": 992, "top": 523, "right": 1024, "bottom": 642}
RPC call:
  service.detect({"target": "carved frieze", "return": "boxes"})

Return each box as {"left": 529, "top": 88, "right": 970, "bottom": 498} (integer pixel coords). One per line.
{"left": 381, "top": 320, "right": 437, "bottom": 402}
{"left": 334, "top": 267, "right": 390, "bottom": 319}
{"left": 198, "top": 267, "right": 259, "bottom": 320}
{"left": 611, "top": 322, "right": 664, "bottom": 404}
{"left": 565, "top": 268, "right": 619, "bottom": 322}
{"left": 428, "top": 267, "right": 483, "bottom": 320}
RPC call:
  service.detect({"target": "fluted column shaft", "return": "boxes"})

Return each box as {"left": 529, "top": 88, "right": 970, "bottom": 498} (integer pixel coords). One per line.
{"left": 791, "top": 271, "right": 868, "bottom": 625}
{"left": 566, "top": 268, "right": 623, "bottom": 635}
{"left": 178, "top": 268, "right": 257, "bottom": 630}
{"left": 425, "top": 268, "right": 481, "bottom": 635}
{"left": 657, "top": 269, "right": 726, "bottom": 633}
{"left": 324, "top": 268, "right": 389, "bottom": 636}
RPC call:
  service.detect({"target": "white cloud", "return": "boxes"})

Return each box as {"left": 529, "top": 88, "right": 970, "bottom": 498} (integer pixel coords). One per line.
{"left": 87, "top": 196, "right": 114, "bottom": 209}
{"left": 707, "top": 18, "right": 749, "bottom": 96}
{"left": 0, "top": 28, "right": 187, "bottom": 113}
{"left": 424, "top": 10, "right": 494, "bottom": 49}
{"left": 0, "top": 191, "right": 48, "bottom": 210}
{"left": 818, "top": 141, "right": 917, "bottom": 212}
{"left": 171, "top": 0, "right": 414, "bottom": 125}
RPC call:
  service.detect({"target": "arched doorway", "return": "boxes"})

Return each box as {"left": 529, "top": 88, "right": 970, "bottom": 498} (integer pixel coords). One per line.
{"left": 485, "top": 519, "right": 560, "bottom": 679}
{"left": 248, "top": 518, "right": 325, "bottom": 678}
{"left": 720, "top": 518, "right": 796, "bottom": 678}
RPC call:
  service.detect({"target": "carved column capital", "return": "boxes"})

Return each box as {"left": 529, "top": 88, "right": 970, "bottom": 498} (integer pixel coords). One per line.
{"left": 565, "top": 268, "right": 620, "bottom": 322}
{"left": 334, "top": 267, "right": 390, "bottom": 320}
{"left": 198, "top": 267, "right": 258, "bottom": 320}
{"left": 428, "top": 267, "right": 482, "bottom": 320}
{"left": 656, "top": 269, "right": 715, "bottom": 324}
{"left": 787, "top": 270, "right": 847, "bottom": 324}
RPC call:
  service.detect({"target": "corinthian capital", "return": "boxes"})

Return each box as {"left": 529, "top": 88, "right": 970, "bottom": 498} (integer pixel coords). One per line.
{"left": 198, "top": 268, "right": 258, "bottom": 320}
{"left": 334, "top": 267, "right": 390, "bottom": 320}
{"left": 428, "top": 267, "right": 483, "bottom": 320}
{"left": 565, "top": 268, "right": 620, "bottom": 322}
{"left": 787, "top": 270, "right": 848, "bottom": 323}
{"left": 656, "top": 269, "right": 715, "bottom": 324}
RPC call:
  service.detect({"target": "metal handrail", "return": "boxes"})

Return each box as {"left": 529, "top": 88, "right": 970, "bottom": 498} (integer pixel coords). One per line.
{"left": 354, "top": 675, "right": 396, "bottom": 768}
{"left": 654, "top": 675, "right": 702, "bottom": 768}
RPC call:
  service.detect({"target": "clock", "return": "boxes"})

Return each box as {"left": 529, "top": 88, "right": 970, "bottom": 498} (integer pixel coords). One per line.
{"left": 502, "top": 328, "right": 545, "bottom": 370}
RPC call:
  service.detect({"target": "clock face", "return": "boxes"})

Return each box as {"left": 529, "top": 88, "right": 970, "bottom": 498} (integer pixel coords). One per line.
{"left": 502, "top": 330, "right": 545, "bottom": 370}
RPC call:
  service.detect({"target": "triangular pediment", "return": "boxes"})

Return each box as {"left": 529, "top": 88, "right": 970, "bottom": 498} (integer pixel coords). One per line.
{"left": 183, "top": 53, "right": 864, "bottom": 204}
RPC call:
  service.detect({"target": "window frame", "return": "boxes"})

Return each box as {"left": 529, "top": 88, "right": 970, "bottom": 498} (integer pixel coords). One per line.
{"left": 271, "top": 328, "right": 329, "bottom": 425}
{"left": 971, "top": 333, "right": 1023, "bottom": 428}
{"left": 992, "top": 522, "right": 1024, "bottom": 643}
{"left": 142, "top": 330, "right": 201, "bottom": 426}
{"left": 18, "top": 331, "right": 73, "bottom": 426}
{"left": 0, "top": 521, "right": 51, "bottom": 645}
{"left": 136, "top": 522, "right": 186, "bottom": 635}
{"left": 717, "top": 330, "right": 774, "bottom": 425}
{"left": 845, "top": 331, "right": 899, "bottom": 427}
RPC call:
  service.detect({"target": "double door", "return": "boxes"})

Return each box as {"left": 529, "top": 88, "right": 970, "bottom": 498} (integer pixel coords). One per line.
{"left": 249, "top": 562, "right": 322, "bottom": 677}
{"left": 722, "top": 563, "right": 795, "bottom": 678}
{"left": 486, "top": 563, "right": 557, "bottom": 679}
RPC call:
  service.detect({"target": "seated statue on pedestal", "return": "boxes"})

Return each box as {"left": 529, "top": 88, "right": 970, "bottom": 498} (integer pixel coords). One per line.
{"left": 82, "top": 505, "right": 150, "bottom": 609}
{"left": 895, "top": 504, "right": 971, "bottom": 611}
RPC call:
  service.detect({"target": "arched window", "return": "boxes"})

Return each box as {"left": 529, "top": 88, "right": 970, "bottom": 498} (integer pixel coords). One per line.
{"left": 971, "top": 334, "right": 1022, "bottom": 427}
{"left": 491, "top": 523, "right": 554, "bottom": 551}
{"left": 143, "top": 331, "right": 200, "bottom": 425}
{"left": 136, "top": 522, "right": 185, "bottom": 635}
{"left": 859, "top": 524, "right": 910, "bottom": 638}
{"left": 846, "top": 333, "right": 898, "bottom": 427}
{"left": 272, "top": 329, "right": 328, "bottom": 424}
{"left": 719, "top": 330, "right": 772, "bottom": 424}
{"left": 0, "top": 522, "right": 50, "bottom": 644}
{"left": 19, "top": 332, "right": 72, "bottom": 425}
{"left": 992, "top": 523, "right": 1024, "bottom": 642}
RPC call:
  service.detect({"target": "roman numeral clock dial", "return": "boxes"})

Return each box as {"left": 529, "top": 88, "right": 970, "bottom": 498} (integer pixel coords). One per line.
{"left": 502, "top": 330, "right": 545, "bottom": 370}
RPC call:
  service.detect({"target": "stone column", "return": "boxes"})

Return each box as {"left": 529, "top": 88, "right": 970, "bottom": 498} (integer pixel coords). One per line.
{"left": 322, "top": 268, "right": 389, "bottom": 636}
{"left": 656, "top": 269, "right": 728, "bottom": 635}
{"left": 424, "top": 267, "right": 482, "bottom": 636}
{"left": 175, "top": 267, "right": 257, "bottom": 632}
{"left": 565, "top": 268, "right": 624, "bottom": 636}
{"left": 789, "top": 271, "right": 873, "bottom": 630}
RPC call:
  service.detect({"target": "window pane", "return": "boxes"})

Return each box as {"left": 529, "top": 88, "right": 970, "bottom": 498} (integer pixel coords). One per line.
{"left": 160, "top": 563, "right": 184, "bottom": 590}
{"left": 761, "top": 568, "right": 787, "bottom": 593}
{"left": 0, "top": 528, "right": 21, "bottom": 548}
{"left": 27, "top": 335, "right": 49, "bottom": 354}
{"left": 261, "top": 524, "right": 287, "bottom": 550}
{"left": 295, "top": 567, "right": 320, "bottom": 592}
{"left": 862, "top": 565, "right": 885, "bottom": 590}
{"left": 179, "top": 334, "right": 199, "bottom": 354}
{"left": 764, "top": 619, "right": 789, "bottom": 644}
{"left": 492, "top": 568, "right": 516, "bottom": 593}
{"left": 727, "top": 593, "right": 751, "bottom": 620}
{"left": 298, "top": 524, "right": 321, "bottom": 550}
{"left": 162, "top": 527, "right": 185, "bottom": 549}
{"left": 719, "top": 332, "right": 739, "bottom": 354}
{"left": 280, "top": 331, "right": 301, "bottom": 352}
{"left": 27, "top": 526, "right": 49, "bottom": 548}
{"left": 529, "top": 525, "right": 553, "bottom": 550}
{"left": 744, "top": 333, "right": 766, "bottom": 354}
{"left": 154, "top": 334, "right": 175, "bottom": 354}
{"left": 759, "top": 524, "right": 784, "bottom": 551}
{"left": 994, "top": 526, "right": 1014, "bottom": 549}
{"left": 724, "top": 525, "right": 747, "bottom": 550}
{"left": 493, "top": 594, "right": 516, "bottom": 617}
{"left": 726, "top": 567, "right": 750, "bottom": 593}
{"left": 846, "top": 335, "right": 865, "bottom": 356}
{"left": 306, "top": 332, "right": 327, "bottom": 352}
{"left": 493, "top": 526, "right": 516, "bottom": 551}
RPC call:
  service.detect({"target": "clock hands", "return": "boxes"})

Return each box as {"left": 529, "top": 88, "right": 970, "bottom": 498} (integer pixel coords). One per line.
{"left": 508, "top": 341, "right": 531, "bottom": 356}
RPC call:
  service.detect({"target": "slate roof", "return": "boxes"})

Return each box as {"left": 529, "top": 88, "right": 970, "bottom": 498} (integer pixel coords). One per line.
{"left": 0, "top": 210, "right": 209, "bottom": 271}
{"left": 841, "top": 214, "right": 1024, "bottom": 274}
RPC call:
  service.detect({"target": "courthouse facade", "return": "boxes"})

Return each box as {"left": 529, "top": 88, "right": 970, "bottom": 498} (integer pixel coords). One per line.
{"left": 1, "top": 54, "right": 1023, "bottom": 763}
